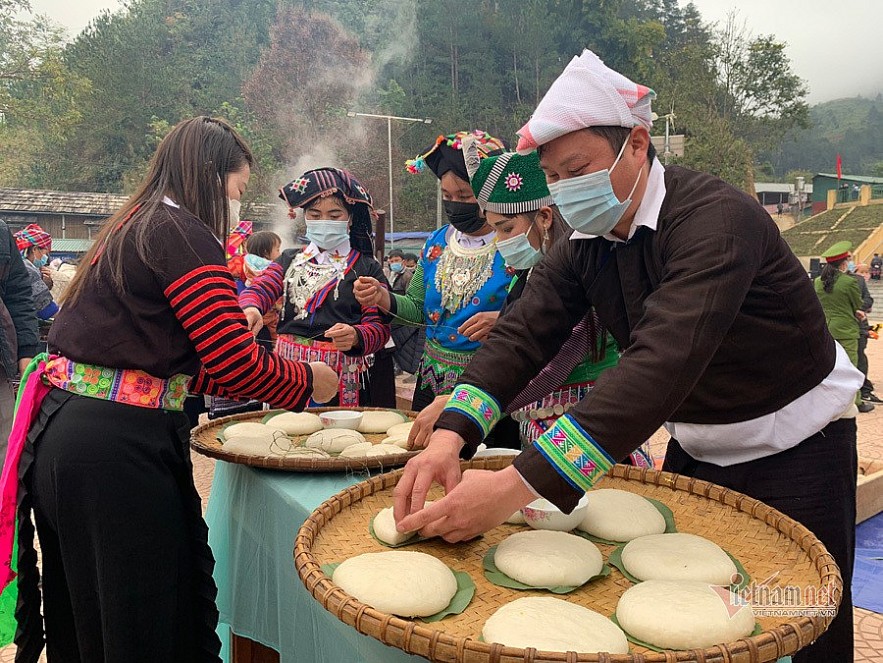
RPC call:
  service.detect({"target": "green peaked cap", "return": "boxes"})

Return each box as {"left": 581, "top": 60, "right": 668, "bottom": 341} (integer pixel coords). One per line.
{"left": 821, "top": 240, "right": 853, "bottom": 262}
{"left": 468, "top": 151, "right": 554, "bottom": 214}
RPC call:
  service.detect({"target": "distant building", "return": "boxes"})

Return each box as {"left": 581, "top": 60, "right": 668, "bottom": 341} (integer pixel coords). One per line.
{"left": 0, "top": 188, "right": 278, "bottom": 259}
{"left": 754, "top": 182, "right": 813, "bottom": 223}
{"left": 811, "top": 174, "right": 883, "bottom": 215}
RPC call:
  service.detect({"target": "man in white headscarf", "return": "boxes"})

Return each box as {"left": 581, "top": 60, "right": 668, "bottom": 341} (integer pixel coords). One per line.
{"left": 394, "top": 50, "right": 860, "bottom": 663}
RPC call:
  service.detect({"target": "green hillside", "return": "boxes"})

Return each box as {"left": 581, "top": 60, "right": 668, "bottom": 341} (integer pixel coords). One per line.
{"left": 762, "top": 96, "right": 883, "bottom": 177}
{"left": 782, "top": 205, "right": 883, "bottom": 257}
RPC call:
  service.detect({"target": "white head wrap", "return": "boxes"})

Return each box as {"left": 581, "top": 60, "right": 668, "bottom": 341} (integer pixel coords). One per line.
{"left": 516, "top": 50, "right": 655, "bottom": 154}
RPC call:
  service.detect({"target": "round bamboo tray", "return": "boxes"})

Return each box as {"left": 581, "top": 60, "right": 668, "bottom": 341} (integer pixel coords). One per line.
{"left": 295, "top": 456, "right": 841, "bottom": 662}
{"left": 190, "top": 407, "right": 420, "bottom": 472}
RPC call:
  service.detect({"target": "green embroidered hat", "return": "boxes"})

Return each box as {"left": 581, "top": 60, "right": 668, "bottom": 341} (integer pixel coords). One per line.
{"left": 468, "top": 150, "right": 554, "bottom": 214}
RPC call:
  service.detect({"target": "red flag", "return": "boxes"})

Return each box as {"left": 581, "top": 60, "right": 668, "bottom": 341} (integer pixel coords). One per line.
{"left": 836, "top": 153, "right": 843, "bottom": 180}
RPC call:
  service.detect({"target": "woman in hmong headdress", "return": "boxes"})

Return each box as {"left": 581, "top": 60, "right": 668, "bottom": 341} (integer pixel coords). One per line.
{"left": 240, "top": 167, "right": 394, "bottom": 407}
{"left": 405, "top": 147, "right": 652, "bottom": 466}
{"left": 354, "top": 130, "right": 516, "bottom": 413}
{"left": 14, "top": 223, "right": 58, "bottom": 321}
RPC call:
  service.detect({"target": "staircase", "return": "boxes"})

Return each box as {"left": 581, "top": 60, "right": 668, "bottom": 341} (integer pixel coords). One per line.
{"left": 868, "top": 278, "right": 883, "bottom": 317}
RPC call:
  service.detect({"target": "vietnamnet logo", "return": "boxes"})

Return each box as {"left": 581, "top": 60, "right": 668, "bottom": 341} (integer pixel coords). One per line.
{"left": 710, "top": 571, "right": 838, "bottom": 619}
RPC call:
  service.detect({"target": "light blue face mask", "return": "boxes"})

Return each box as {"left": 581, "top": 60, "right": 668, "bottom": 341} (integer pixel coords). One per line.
{"left": 33, "top": 255, "right": 48, "bottom": 269}
{"left": 305, "top": 220, "right": 350, "bottom": 251}
{"left": 848, "top": 260, "right": 856, "bottom": 272}
{"left": 547, "top": 137, "right": 642, "bottom": 236}
{"left": 389, "top": 261, "right": 404, "bottom": 273}
{"left": 496, "top": 225, "right": 543, "bottom": 270}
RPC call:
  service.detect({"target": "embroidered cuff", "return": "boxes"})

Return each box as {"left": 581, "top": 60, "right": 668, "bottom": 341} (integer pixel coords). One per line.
{"left": 533, "top": 414, "right": 613, "bottom": 492}
{"left": 442, "top": 384, "right": 502, "bottom": 441}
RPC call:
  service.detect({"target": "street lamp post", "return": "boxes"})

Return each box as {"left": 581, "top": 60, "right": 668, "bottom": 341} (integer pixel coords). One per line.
{"left": 347, "top": 111, "right": 432, "bottom": 249}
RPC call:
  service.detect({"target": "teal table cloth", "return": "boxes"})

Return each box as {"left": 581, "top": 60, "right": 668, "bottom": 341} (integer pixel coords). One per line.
{"left": 205, "top": 461, "right": 425, "bottom": 663}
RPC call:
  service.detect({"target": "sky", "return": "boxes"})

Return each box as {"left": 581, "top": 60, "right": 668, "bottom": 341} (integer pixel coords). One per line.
{"left": 25, "top": 0, "right": 883, "bottom": 105}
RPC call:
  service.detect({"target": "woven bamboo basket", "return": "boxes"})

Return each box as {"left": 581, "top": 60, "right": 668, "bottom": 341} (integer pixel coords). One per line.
{"left": 295, "top": 456, "right": 841, "bottom": 662}
{"left": 190, "top": 407, "right": 419, "bottom": 472}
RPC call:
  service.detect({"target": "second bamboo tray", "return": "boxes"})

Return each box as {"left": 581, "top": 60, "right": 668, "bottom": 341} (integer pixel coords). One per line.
{"left": 295, "top": 456, "right": 841, "bottom": 662}
{"left": 190, "top": 407, "right": 420, "bottom": 472}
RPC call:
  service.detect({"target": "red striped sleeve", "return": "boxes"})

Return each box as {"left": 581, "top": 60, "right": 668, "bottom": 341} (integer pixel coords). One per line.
{"left": 352, "top": 304, "right": 390, "bottom": 355}
{"left": 166, "top": 265, "right": 313, "bottom": 409}
{"left": 239, "top": 262, "right": 284, "bottom": 312}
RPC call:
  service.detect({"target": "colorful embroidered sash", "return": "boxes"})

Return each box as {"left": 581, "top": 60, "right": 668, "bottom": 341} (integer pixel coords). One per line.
{"left": 276, "top": 334, "right": 373, "bottom": 407}
{"left": 0, "top": 356, "right": 189, "bottom": 595}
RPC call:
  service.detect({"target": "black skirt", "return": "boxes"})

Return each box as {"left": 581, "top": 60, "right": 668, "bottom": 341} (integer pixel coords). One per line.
{"left": 15, "top": 389, "right": 221, "bottom": 663}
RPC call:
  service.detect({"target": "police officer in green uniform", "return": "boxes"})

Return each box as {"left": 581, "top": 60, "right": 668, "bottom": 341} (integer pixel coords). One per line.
{"left": 815, "top": 241, "right": 869, "bottom": 410}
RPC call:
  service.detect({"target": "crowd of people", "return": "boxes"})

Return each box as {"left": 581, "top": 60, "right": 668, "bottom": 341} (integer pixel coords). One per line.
{"left": 0, "top": 48, "right": 873, "bottom": 663}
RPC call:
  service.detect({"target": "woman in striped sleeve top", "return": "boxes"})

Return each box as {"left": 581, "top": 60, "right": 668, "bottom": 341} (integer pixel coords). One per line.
{"left": 0, "top": 116, "right": 338, "bottom": 663}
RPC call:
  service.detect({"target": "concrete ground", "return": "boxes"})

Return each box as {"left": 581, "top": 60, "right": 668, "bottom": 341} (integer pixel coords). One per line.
{"left": 4, "top": 340, "right": 883, "bottom": 661}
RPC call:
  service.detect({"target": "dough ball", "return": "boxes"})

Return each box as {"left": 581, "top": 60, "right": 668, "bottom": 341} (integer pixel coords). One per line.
{"left": 621, "top": 533, "right": 739, "bottom": 585}
{"left": 483, "top": 597, "right": 628, "bottom": 654}
{"left": 358, "top": 411, "right": 407, "bottom": 434}
{"left": 224, "top": 422, "right": 285, "bottom": 440}
{"left": 616, "top": 580, "right": 755, "bottom": 650}
{"left": 332, "top": 551, "right": 457, "bottom": 617}
{"left": 494, "top": 530, "right": 603, "bottom": 587}
{"left": 371, "top": 505, "right": 430, "bottom": 546}
{"left": 364, "top": 443, "right": 405, "bottom": 457}
{"left": 265, "top": 412, "right": 323, "bottom": 436}
{"left": 222, "top": 434, "right": 278, "bottom": 456}
{"left": 386, "top": 421, "right": 414, "bottom": 438}
{"left": 505, "top": 511, "right": 526, "bottom": 525}
{"left": 305, "top": 429, "right": 367, "bottom": 453}
{"left": 337, "top": 442, "right": 374, "bottom": 458}
{"left": 382, "top": 435, "right": 410, "bottom": 449}
{"left": 284, "top": 447, "right": 330, "bottom": 458}
{"left": 578, "top": 489, "right": 666, "bottom": 542}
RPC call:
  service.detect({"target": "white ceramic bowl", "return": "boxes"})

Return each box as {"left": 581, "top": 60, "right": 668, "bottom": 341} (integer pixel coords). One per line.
{"left": 319, "top": 410, "right": 364, "bottom": 430}
{"left": 521, "top": 495, "right": 589, "bottom": 532}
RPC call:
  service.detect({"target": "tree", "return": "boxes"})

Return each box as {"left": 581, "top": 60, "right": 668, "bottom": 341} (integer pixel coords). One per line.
{"left": 0, "top": 0, "right": 89, "bottom": 187}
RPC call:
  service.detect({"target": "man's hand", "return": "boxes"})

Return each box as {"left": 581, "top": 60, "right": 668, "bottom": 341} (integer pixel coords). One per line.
{"left": 408, "top": 395, "right": 450, "bottom": 450}
{"left": 397, "top": 466, "right": 536, "bottom": 542}
{"left": 18, "top": 357, "right": 31, "bottom": 377}
{"left": 393, "top": 430, "right": 464, "bottom": 524}
{"left": 457, "top": 311, "right": 500, "bottom": 342}
{"left": 324, "top": 323, "right": 358, "bottom": 351}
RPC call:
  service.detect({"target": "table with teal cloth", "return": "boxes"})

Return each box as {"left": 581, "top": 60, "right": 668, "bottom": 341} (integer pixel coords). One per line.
{"left": 205, "top": 460, "right": 425, "bottom": 663}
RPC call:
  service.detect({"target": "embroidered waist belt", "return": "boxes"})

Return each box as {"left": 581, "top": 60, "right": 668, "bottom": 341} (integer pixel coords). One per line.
{"left": 43, "top": 357, "right": 189, "bottom": 411}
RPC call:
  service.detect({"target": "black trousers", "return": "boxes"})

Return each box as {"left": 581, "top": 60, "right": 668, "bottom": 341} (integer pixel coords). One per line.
{"left": 15, "top": 390, "right": 221, "bottom": 663}
{"left": 662, "top": 417, "right": 857, "bottom": 663}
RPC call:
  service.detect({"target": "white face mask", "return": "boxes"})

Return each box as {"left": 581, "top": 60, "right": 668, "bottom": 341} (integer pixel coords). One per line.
{"left": 496, "top": 223, "right": 544, "bottom": 270}
{"left": 305, "top": 220, "right": 350, "bottom": 251}
{"left": 547, "top": 137, "right": 642, "bottom": 236}
{"left": 228, "top": 198, "right": 242, "bottom": 225}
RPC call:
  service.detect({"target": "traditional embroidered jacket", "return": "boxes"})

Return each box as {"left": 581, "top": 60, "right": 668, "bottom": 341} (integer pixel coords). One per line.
{"left": 49, "top": 203, "right": 313, "bottom": 409}
{"left": 391, "top": 225, "right": 513, "bottom": 395}
{"left": 436, "top": 166, "right": 837, "bottom": 510}
{"left": 239, "top": 247, "right": 390, "bottom": 356}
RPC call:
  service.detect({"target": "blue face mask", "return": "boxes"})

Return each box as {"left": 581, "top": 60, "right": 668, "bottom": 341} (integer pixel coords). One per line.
{"left": 547, "top": 137, "right": 642, "bottom": 236}
{"left": 33, "top": 255, "right": 48, "bottom": 269}
{"left": 389, "top": 261, "right": 404, "bottom": 273}
{"left": 305, "top": 220, "right": 350, "bottom": 251}
{"left": 496, "top": 226, "right": 543, "bottom": 269}
{"left": 848, "top": 260, "right": 856, "bottom": 272}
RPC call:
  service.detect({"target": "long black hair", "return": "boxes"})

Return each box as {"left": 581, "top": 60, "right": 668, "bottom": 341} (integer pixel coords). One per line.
{"left": 821, "top": 259, "right": 847, "bottom": 293}
{"left": 64, "top": 116, "right": 254, "bottom": 304}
